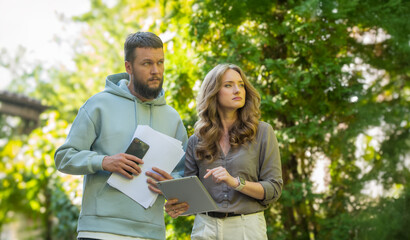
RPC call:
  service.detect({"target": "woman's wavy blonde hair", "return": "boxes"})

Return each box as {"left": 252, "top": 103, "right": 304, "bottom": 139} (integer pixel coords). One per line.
{"left": 194, "top": 63, "right": 261, "bottom": 162}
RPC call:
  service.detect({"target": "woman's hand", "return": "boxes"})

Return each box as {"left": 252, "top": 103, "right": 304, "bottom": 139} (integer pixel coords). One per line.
{"left": 203, "top": 166, "right": 238, "bottom": 188}
{"left": 204, "top": 167, "right": 265, "bottom": 200}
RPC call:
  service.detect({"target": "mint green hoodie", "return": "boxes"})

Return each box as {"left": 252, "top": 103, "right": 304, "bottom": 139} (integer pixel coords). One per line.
{"left": 54, "top": 73, "right": 188, "bottom": 239}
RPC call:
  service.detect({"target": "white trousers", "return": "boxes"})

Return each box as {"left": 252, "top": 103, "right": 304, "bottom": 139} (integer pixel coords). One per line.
{"left": 191, "top": 212, "right": 268, "bottom": 240}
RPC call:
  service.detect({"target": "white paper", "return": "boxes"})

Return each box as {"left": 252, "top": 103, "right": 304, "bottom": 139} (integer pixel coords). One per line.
{"left": 107, "top": 125, "right": 185, "bottom": 208}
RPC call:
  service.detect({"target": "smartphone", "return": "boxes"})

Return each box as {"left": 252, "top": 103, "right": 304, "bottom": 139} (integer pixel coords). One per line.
{"left": 124, "top": 137, "right": 150, "bottom": 174}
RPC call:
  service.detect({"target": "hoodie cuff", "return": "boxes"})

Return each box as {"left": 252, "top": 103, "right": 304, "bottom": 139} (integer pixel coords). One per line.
{"left": 89, "top": 155, "right": 106, "bottom": 173}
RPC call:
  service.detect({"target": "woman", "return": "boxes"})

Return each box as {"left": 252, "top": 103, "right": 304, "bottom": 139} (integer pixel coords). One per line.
{"left": 166, "top": 63, "right": 283, "bottom": 239}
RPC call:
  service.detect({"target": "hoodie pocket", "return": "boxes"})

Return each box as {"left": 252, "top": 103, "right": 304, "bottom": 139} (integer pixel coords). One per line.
{"left": 95, "top": 181, "right": 145, "bottom": 220}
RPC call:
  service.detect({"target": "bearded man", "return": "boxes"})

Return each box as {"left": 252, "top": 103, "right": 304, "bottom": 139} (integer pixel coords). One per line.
{"left": 55, "top": 32, "right": 188, "bottom": 240}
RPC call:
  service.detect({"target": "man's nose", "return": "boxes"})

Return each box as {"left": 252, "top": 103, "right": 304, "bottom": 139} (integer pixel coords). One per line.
{"left": 151, "top": 64, "right": 159, "bottom": 74}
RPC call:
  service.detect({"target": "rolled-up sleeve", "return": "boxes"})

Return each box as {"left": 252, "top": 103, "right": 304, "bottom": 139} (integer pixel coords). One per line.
{"left": 258, "top": 124, "right": 283, "bottom": 205}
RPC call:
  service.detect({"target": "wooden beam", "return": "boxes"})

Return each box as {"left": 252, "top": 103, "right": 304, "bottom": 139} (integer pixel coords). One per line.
{"left": 0, "top": 101, "right": 41, "bottom": 121}
{"left": 0, "top": 91, "right": 48, "bottom": 121}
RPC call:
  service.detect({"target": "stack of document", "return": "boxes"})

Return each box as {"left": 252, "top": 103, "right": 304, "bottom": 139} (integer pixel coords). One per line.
{"left": 107, "top": 125, "right": 185, "bottom": 208}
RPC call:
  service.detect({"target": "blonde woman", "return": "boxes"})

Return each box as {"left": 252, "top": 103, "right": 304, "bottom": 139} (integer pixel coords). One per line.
{"left": 166, "top": 63, "right": 283, "bottom": 239}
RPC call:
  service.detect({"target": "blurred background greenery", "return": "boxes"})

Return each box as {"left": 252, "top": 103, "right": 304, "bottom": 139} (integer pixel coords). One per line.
{"left": 0, "top": 0, "right": 409, "bottom": 239}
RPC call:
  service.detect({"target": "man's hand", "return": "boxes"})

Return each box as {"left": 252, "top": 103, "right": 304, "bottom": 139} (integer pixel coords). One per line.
{"left": 145, "top": 167, "right": 173, "bottom": 194}
{"left": 102, "top": 153, "right": 144, "bottom": 179}
{"left": 164, "top": 198, "right": 189, "bottom": 218}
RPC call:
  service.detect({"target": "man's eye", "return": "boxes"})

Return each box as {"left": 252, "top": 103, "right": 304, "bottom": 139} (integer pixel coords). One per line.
{"left": 224, "top": 84, "right": 231, "bottom": 87}
{"left": 158, "top": 61, "right": 164, "bottom": 65}
{"left": 143, "top": 62, "right": 151, "bottom": 66}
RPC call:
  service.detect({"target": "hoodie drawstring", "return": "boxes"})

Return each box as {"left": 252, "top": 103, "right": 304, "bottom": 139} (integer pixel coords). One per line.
{"left": 149, "top": 104, "right": 153, "bottom": 127}
{"left": 134, "top": 100, "right": 138, "bottom": 129}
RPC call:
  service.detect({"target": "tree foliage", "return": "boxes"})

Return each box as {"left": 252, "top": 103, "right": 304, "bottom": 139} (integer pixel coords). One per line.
{"left": 0, "top": 0, "right": 409, "bottom": 239}
{"left": 0, "top": 113, "right": 80, "bottom": 239}
{"left": 188, "top": 0, "right": 409, "bottom": 239}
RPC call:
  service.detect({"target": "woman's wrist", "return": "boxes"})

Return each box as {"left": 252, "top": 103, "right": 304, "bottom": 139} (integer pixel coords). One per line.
{"left": 230, "top": 176, "right": 239, "bottom": 188}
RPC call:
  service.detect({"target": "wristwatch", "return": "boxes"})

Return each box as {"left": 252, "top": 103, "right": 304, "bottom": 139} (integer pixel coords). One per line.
{"left": 234, "top": 176, "right": 246, "bottom": 191}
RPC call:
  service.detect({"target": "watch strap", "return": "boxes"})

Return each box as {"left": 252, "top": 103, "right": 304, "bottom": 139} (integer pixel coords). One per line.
{"left": 234, "top": 176, "right": 245, "bottom": 191}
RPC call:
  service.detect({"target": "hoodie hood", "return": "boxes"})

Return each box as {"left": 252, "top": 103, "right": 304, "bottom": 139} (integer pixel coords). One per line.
{"left": 104, "top": 72, "right": 166, "bottom": 106}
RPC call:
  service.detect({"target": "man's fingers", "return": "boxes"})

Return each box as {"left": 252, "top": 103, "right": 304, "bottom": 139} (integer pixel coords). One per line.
{"left": 146, "top": 167, "right": 173, "bottom": 181}
{"left": 165, "top": 200, "right": 189, "bottom": 218}
{"left": 148, "top": 184, "right": 162, "bottom": 194}
{"left": 133, "top": 157, "right": 144, "bottom": 165}
{"left": 165, "top": 198, "right": 180, "bottom": 205}
{"left": 167, "top": 209, "right": 180, "bottom": 219}
{"left": 123, "top": 153, "right": 144, "bottom": 164}
{"left": 165, "top": 199, "right": 188, "bottom": 210}
{"left": 123, "top": 162, "right": 141, "bottom": 176}
{"left": 120, "top": 169, "right": 134, "bottom": 179}
{"left": 147, "top": 177, "right": 158, "bottom": 187}
{"left": 145, "top": 171, "right": 164, "bottom": 181}
{"left": 147, "top": 178, "right": 163, "bottom": 194}
{"left": 164, "top": 199, "right": 178, "bottom": 211}
{"left": 130, "top": 163, "right": 142, "bottom": 174}
{"left": 152, "top": 167, "right": 172, "bottom": 179}
{"left": 172, "top": 203, "right": 189, "bottom": 218}
{"left": 176, "top": 202, "right": 189, "bottom": 211}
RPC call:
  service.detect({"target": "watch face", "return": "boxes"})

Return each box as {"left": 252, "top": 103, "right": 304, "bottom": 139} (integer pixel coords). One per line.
{"left": 239, "top": 177, "right": 245, "bottom": 185}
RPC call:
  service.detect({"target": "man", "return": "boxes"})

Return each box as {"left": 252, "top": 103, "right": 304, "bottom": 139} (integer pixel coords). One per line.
{"left": 54, "top": 32, "right": 188, "bottom": 240}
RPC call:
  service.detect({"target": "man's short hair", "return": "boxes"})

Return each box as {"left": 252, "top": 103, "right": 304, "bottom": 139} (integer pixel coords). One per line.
{"left": 124, "top": 32, "right": 163, "bottom": 62}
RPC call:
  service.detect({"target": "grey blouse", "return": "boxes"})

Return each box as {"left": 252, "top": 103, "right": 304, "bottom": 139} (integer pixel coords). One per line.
{"left": 185, "top": 121, "right": 283, "bottom": 214}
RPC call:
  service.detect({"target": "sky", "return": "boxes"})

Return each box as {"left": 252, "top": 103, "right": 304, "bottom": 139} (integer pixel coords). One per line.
{"left": 0, "top": 0, "right": 91, "bottom": 89}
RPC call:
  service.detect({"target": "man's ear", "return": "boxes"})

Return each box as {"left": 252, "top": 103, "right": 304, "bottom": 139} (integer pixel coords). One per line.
{"left": 125, "top": 61, "right": 132, "bottom": 74}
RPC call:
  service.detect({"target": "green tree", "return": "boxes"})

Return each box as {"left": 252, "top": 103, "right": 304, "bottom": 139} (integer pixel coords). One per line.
{"left": 0, "top": 47, "right": 80, "bottom": 239}
{"left": 189, "top": 0, "right": 409, "bottom": 239}
{"left": 0, "top": 112, "right": 80, "bottom": 239}
{"left": 1, "top": 0, "right": 409, "bottom": 239}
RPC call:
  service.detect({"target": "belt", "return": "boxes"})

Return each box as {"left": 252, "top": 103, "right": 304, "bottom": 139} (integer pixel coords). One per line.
{"left": 203, "top": 211, "right": 242, "bottom": 218}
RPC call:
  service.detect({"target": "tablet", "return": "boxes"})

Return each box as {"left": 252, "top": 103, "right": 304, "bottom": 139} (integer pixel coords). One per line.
{"left": 157, "top": 176, "right": 219, "bottom": 215}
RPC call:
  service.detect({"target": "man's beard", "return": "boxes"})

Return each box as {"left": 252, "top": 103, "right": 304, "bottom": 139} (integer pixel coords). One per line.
{"left": 131, "top": 74, "right": 163, "bottom": 100}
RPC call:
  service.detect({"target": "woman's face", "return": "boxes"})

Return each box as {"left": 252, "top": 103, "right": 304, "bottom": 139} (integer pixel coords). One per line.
{"left": 217, "top": 69, "right": 246, "bottom": 112}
